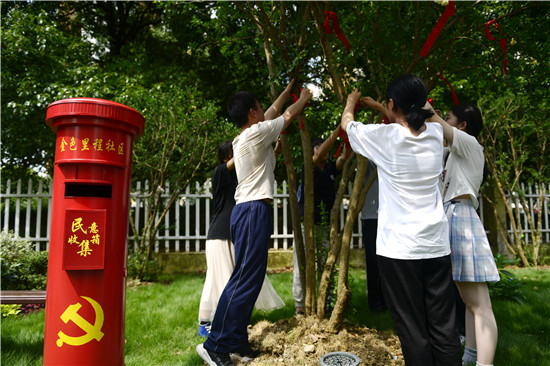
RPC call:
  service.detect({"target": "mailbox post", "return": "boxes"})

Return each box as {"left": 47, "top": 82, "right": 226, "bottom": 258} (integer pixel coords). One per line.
{"left": 43, "top": 98, "right": 144, "bottom": 365}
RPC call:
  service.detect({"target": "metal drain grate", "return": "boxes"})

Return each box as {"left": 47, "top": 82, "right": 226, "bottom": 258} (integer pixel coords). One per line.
{"left": 319, "top": 351, "right": 360, "bottom": 366}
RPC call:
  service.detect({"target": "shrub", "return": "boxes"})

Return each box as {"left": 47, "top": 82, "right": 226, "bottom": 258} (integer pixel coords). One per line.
{"left": 1, "top": 304, "right": 22, "bottom": 318}
{"left": 127, "top": 251, "right": 161, "bottom": 282}
{"left": 0, "top": 231, "right": 48, "bottom": 291}
{"left": 0, "top": 230, "right": 32, "bottom": 261}
{"left": 488, "top": 253, "right": 525, "bottom": 303}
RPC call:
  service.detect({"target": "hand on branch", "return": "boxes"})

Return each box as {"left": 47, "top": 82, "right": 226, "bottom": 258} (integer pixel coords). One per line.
{"left": 281, "top": 85, "right": 312, "bottom": 130}
{"left": 283, "top": 79, "right": 296, "bottom": 96}
{"left": 347, "top": 89, "right": 361, "bottom": 106}
{"left": 341, "top": 89, "right": 361, "bottom": 132}
{"left": 360, "top": 96, "right": 385, "bottom": 114}
{"left": 265, "top": 79, "right": 296, "bottom": 120}
{"left": 299, "top": 86, "right": 313, "bottom": 102}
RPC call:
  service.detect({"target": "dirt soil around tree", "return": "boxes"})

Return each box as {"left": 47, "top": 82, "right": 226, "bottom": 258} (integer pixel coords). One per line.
{"left": 242, "top": 315, "right": 405, "bottom": 366}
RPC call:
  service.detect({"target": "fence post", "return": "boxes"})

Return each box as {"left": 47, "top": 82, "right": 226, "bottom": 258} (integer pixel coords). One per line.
{"left": 3, "top": 179, "right": 11, "bottom": 233}
{"left": 35, "top": 180, "right": 44, "bottom": 251}
{"left": 14, "top": 179, "right": 21, "bottom": 236}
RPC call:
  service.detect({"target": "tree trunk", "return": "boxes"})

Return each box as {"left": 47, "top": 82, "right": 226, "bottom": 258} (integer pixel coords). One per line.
{"left": 298, "top": 111, "right": 317, "bottom": 316}
{"left": 316, "top": 156, "right": 356, "bottom": 319}
{"left": 328, "top": 156, "right": 372, "bottom": 332}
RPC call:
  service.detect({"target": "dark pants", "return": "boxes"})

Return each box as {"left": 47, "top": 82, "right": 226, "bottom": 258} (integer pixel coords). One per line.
{"left": 204, "top": 200, "right": 272, "bottom": 354}
{"left": 361, "top": 219, "right": 386, "bottom": 311}
{"left": 378, "top": 255, "right": 462, "bottom": 366}
{"left": 454, "top": 284, "right": 466, "bottom": 337}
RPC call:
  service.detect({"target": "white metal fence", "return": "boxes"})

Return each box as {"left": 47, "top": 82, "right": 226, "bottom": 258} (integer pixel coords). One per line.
{"left": 2, "top": 179, "right": 549, "bottom": 252}
{"left": 508, "top": 182, "right": 550, "bottom": 244}
{"left": 1, "top": 179, "right": 361, "bottom": 253}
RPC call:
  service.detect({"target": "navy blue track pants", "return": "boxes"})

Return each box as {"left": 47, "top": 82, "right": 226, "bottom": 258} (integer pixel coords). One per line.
{"left": 204, "top": 200, "right": 272, "bottom": 353}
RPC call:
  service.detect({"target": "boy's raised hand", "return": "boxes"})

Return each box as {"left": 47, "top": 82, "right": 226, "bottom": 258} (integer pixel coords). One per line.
{"left": 266, "top": 79, "right": 296, "bottom": 120}
{"left": 299, "top": 86, "right": 313, "bottom": 102}
{"left": 283, "top": 79, "right": 296, "bottom": 95}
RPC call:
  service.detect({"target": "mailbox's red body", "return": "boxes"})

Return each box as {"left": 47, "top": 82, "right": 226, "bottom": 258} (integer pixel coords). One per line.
{"left": 43, "top": 98, "right": 144, "bottom": 365}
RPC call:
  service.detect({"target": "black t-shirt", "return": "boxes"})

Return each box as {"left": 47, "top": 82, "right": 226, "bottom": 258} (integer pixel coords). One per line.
{"left": 206, "top": 163, "right": 237, "bottom": 240}
{"left": 298, "top": 161, "right": 339, "bottom": 224}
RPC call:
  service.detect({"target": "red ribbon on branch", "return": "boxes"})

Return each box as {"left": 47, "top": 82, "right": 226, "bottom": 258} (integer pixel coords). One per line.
{"left": 439, "top": 74, "right": 460, "bottom": 106}
{"left": 484, "top": 19, "right": 508, "bottom": 74}
{"left": 420, "top": 1, "right": 455, "bottom": 57}
{"left": 334, "top": 102, "right": 359, "bottom": 157}
{"left": 323, "top": 11, "right": 351, "bottom": 52}
{"left": 335, "top": 128, "right": 352, "bottom": 159}
{"left": 291, "top": 90, "right": 310, "bottom": 130}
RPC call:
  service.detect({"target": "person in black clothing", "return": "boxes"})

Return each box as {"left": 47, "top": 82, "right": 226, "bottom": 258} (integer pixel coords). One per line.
{"left": 293, "top": 125, "right": 349, "bottom": 315}
{"left": 197, "top": 141, "right": 238, "bottom": 336}
{"left": 197, "top": 141, "right": 283, "bottom": 337}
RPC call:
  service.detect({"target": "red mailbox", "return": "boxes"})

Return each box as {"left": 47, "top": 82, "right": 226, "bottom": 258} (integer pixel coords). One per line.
{"left": 43, "top": 98, "right": 144, "bottom": 365}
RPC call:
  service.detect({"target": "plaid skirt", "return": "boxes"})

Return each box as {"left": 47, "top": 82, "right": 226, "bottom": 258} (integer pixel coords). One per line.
{"left": 444, "top": 199, "right": 500, "bottom": 283}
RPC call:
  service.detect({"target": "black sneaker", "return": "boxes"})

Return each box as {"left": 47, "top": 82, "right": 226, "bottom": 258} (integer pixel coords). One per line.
{"left": 230, "top": 344, "right": 261, "bottom": 363}
{"left": 196, "top": 343, "right": 235, "bottom": 366}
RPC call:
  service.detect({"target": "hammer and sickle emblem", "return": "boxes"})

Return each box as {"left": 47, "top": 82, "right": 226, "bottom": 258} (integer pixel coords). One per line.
{"left": 56, "top": 296, "right": 105, "bottom": 347}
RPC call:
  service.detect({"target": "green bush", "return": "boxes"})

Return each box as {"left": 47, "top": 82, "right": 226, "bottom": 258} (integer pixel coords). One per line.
{"left": 0, "top": 230, "right": 32, "bottom": 260}
{"left": 1, "top": 231, "right": 48, "bottom": 291}
{"left": 1, "top": 304, "right": 22, "bottom": 318}
{"left": 488, "top": 253, "right": 525, "bottom": 303}
{"left": 126, "top": 251, "right": 161, "bottom": 282}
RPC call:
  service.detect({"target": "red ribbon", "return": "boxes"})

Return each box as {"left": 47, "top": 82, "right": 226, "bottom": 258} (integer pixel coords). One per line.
{"left": 323, "top": 11, "right": 351, "bottom": 52}
{"left": 420, "top": 1, "right": 455, "bottom": 57}
{"left": 485, "top": 19, "right": 508, "bottom": 74}
{"left": 335, "top": 128, "right": 352, "bottom": 158}
{"left": 439, "top": 74, "right": 460, "bottom": 106}
{"left": 484, "top": 19, "right": 500, "bottom": 41}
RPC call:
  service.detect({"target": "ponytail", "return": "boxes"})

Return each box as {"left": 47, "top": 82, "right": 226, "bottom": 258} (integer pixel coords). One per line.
{"left": 407, "top": 106, "right": 434, "bottom": 131}
{"left": 386, "top": 74, "right": 434, "bottom": 131}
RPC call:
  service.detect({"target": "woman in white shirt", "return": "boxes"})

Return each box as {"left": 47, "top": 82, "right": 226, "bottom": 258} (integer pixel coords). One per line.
{"left": 341, "top": 75, "right": 461, "bottom": 366}
{"left": 428, "top": 104, "right": 499, "bottom": 366}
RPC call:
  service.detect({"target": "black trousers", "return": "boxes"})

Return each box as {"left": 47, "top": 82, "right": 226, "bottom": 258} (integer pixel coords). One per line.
{"left": 361, "top": 219, "right": 386, "bottom": 310}
{"left": 378, "top": 255, "right": 462, "bottom": 366}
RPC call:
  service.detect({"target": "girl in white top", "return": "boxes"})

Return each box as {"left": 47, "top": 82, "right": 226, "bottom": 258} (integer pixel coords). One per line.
{"left": 341, "top": 75, "right": 461, "bottom": 366}
{"left": 427, "top": 104, "right": 499, "bottom": 366}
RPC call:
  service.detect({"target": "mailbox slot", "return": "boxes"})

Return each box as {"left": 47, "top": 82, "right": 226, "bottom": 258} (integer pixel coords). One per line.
{"left": 65, "top": 183, "right": 112, "bottom": 198}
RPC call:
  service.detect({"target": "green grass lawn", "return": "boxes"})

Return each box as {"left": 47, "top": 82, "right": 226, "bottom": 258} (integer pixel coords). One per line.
{"left": 2, "top": 267, "right": 549, "bottom": 365}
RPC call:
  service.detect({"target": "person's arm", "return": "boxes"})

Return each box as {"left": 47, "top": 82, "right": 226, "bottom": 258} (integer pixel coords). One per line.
{"left": 312, "top": 125, "right": 340, "bottom": 166}
{"left": 335, "top": 142, "right": 349, "bottom": 171}
{"left": 264, "top": 79, "right": 295, "bottom": 121}
{"left": 360, "top": 96, "right": 385, "bottom": 115}
{"left": 424, "top": 101, "right": 454, "bottom": 144}
{"left": 341, "top": 89, "right": 361, "bottom": 132}
{"left": 281, "top": 87, "right": 313, "bottom": 131}
{"left": 226, "top": 157, "right": 235, "bottom": 171}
